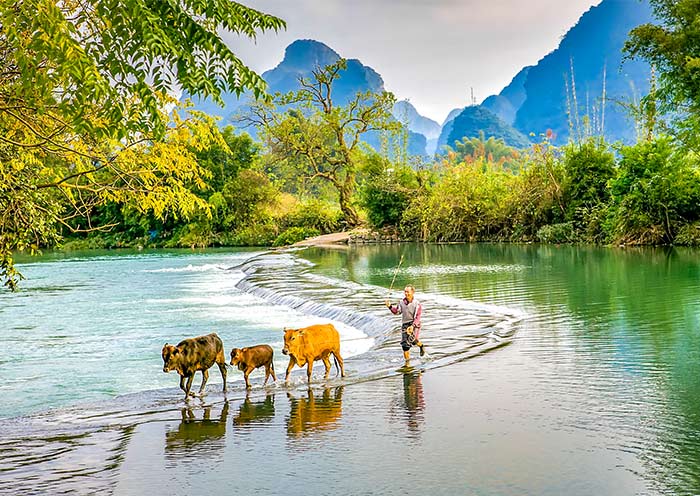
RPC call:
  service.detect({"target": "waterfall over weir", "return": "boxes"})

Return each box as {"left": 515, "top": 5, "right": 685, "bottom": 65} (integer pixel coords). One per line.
{"left": 233, "top": 250, "right": 523, "bottom": 378}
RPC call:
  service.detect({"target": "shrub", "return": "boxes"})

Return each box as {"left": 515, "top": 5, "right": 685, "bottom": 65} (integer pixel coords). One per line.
{"left": 273, "top": 226, "right": 321, "bottom": 247}
{"left": 606, "top": 136, "right": 700, "bottom": 244}
{"left": 229, "top": 223, "right": 278, "bottom": 246}
{"left": 402, "top": 160, "right": 513, "bottom": 241}
{"left": 505, "top": 142, "right": 566, "bottom": 240}
{"left": 536, "top": 222, "right": 576, "bottom": 243}
{"left": 561, "top": 139, "right": 615, "bottom": 222}
{"left": 359, "top": 161, "right": 419, "bottom": 229}
{"left": 674, "top": 222, "right": 700, "bottom": 246}
{"left": 280, "top": 199, "right": 342, "bottom": 233}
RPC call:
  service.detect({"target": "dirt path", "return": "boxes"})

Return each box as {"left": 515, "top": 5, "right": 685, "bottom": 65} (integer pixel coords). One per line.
{"left": 292, "top": 231, "right": 350, "bottom": 247}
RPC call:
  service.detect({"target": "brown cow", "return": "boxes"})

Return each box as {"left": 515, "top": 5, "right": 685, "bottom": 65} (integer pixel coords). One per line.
{"left": 229, "top": 345, "right": 276, "bottom": 389}
{"left": 282, "top": 323, "right": 345, "bottom": 383}
{"left": 162, "top": 333, "right": 227, "bottom": 399}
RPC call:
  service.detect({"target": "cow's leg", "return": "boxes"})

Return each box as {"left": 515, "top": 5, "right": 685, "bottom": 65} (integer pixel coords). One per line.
{"left": 285, "top": 358, "right": 295, "bottom": 382}
{"left": 217, "top": 359, "right": 227, "bottom": 392}
{"left": 184, "top": 375, "right": 194, "bottom": 398}
{"left": 244, "top": 368, "right": 252, "bottom": 389}
{"left": 334, "top": 351, "right": 345, "bottom": 378}
{"left": 199, "top": 369, "right": 209, "bottom": 394}
{"left": 270, "top": 362, "right": 277, "bottom": 382}
{"left": 306, "top": 360, "right": 314, "bottom": 384}
{"left": 263, "top": 364, "right": 271, "bottom": 385}
{"left": 179, "top": 375, "right": 187, "bottom": 393}
{"left": 322, "top": 356, "right": 332, "bottom": 379}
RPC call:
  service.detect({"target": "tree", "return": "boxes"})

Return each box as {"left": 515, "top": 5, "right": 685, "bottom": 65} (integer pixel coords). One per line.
{"left": 444, "top": 133, "right": 522, "bottom": 171}
{"left": 561, "top": 139, "right": 615, "bottom": 220}
{"left": 0, "top": 0, "right": 284, "bottom": 289}
{"left": 359, "top": 154, "right": 419, "bottom": 228}
{"left": 1, "top": 0, "right": 284, "bottom": 141}
{"left": 625, "top": 0, "right": 700, "bottom": 146}
{"left": 606, "top": 136, "right": 700, "bottom": 244}
{"left": 246, "top": 60, "right": 399, "bottom": 226}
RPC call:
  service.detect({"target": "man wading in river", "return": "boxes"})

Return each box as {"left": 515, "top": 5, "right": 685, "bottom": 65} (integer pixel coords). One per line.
{"left": 385, "top": 285, "right": 425, "bottom": 361}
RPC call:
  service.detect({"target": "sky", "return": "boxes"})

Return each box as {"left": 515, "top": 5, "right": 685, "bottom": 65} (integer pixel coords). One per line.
{"left": 223, "top": 0, "right": 602, "bottom": 124}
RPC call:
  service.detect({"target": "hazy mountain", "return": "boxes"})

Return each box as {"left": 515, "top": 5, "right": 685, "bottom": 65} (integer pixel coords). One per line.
{"left": 446, "top": 106, "right": 531, "bottom": 149}
{"left": 262, "top": 39, "right": 385, "bottom": 102}
{"left": 393, "top": 100, "right": 441, "bottom": 154}
{"left": 186, "top": 39, "right": 433, "bottom": 156}
{"left": 435, "top": 107, "right": 465, "bottom": 153}
{"left": 509, "top": 0, "right": 654, "bottom": 143}
{"left": 481, "top": 67, "right": 531, "bottom": 125}
{"left": 393, "top": 100, "right": 441, "bottom": 138}
{"left": 442, "top": 108, "right": 465, "bottom": 127}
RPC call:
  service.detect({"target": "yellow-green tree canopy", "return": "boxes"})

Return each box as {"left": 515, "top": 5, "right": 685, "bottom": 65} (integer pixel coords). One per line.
{"left": 0, "top": 0, "right": 284, "bottom": 289}
{"left": 246, "top": 60, "right": 399, "bottom": 226}
{"left": 2, "top": 0, "right": 284, "bottom": 139}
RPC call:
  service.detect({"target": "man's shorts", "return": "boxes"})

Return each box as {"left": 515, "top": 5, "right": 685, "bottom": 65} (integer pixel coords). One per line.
{"left": 401, "top": 322, "right": 416, "bottom": 352}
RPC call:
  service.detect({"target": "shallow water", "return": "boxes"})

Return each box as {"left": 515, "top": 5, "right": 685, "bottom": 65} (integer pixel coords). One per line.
{"left": 1, "top": 244, "right": 699, "bottom": 495}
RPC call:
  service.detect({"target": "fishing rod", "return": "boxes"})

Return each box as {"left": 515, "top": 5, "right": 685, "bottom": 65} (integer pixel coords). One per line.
{"left": 388, "top": 254, "right": 404, "bottom": 295}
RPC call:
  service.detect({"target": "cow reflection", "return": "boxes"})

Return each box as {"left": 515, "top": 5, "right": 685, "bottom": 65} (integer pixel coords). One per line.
{"left": 232, "top": 393, "right": 276, "bottom": 429}
{"left": 164, "top": 402, "right": 229, "bottom": 458}
{"left": 396, "top": 371, "right": 425, "bottom": 437}
{"left": 286, "top": 386, "right": 344, "bottom": 439}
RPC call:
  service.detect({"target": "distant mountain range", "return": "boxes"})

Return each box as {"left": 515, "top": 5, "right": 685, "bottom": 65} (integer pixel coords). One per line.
{"left": 187, "top": 0, "right": 656, "bottom": 156}
{"left": 188, "top": 39, "right": 434, "bottom": 156}
{"left": 439, "top": 0, "right": 654, "bottom": 152}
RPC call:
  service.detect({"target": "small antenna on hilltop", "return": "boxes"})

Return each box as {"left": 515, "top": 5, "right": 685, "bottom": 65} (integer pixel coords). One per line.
{"left": 470, "top": 87, "right": 476, "bottom": 106}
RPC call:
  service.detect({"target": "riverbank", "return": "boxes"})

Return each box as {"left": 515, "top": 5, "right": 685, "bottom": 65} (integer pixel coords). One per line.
{"left": 292, "top": 227, "right": 409, "bottom": 247}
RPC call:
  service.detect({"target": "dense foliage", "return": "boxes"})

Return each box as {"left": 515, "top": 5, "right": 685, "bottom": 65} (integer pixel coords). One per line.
{"left": 6, "top": 3, "right": 700, "bottom": 292}
{"left": 625, "top": 0, "right": 700, "bottom": 147}
{"left": 246, "top": 59, "right": 399, "bottom": 226}
{"left": 0, "top": 0, "right": 283, "bottom": 289}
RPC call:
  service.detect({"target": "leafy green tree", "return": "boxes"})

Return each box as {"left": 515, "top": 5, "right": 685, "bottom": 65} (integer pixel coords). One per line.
{"left": 606, "top": 136, "right": 700, "bottom": 244}
{"left": 247, "top": 60, "right": 400, "bottom": 226}
{"left": 196, "top": 127, "right": 260, "bottom": 193}
{"left": 0, "top": 0, "right": 284, "bottom": 289}
{"left": 625, "top": 0, "right": 700, "bottom": 146}
{"left": 359, "top": 154, "right": 419, "bottom": 228}
{"left": 1, "top": 0, "right": 284, "bottom": 141}
{"left": 505, "top": 141, "right": 567, "bottom": 240}
{"left": 445, "top": 134, "right": 522, "bottom": 171}
{"left": 561, "top": 139, "right": 615, "bottom": 238}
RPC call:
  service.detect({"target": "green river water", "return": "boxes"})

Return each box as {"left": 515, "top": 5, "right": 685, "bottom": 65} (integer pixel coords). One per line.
{"left": 0, "top": 243, "right": 698, "bottom": 495}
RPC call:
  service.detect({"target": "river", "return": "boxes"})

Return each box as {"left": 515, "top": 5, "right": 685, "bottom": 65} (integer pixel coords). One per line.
{"left": 0, "top": 243, "right": 698, "bottom": 495}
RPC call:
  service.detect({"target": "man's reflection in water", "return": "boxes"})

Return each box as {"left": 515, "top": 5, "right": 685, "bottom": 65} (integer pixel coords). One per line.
{"left": 395, "top": 370, "right": 425, "bottom": 438}
{"left": 286, "top": 386, "right": 344, "bottom": 439}
{"left": 164, "top": 401, "right": 229, "bottom": 459}
{"left": 232, "top": 392, "right": 276, "bottom": 429}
